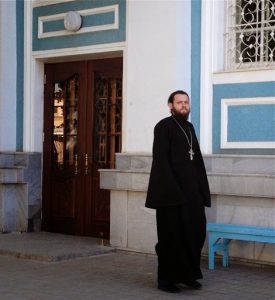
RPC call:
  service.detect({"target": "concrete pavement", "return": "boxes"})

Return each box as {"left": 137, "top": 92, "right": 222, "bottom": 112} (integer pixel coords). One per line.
{"left": 0, "top": 232, "right": 274, "bottom": 300}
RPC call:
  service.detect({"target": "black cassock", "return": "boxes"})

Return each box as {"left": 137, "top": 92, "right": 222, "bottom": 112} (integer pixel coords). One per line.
{"left": 145, "top": 115, "right": 211, "bottom": 284}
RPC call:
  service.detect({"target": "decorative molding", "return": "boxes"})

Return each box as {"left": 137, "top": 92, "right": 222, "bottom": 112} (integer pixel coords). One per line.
{"left": 213, "top": 69, "right": 275, "bottom": 84}
{"left": 221, "top": 97, "right": 275, "bottom": 149}
{"left": 38, "top": 5, "right": 119, "bottom": 39}
{"left": 32, "top": 0, "right": 75, "bottom": 8}
{"left": 32, "top": 41, "right": 125, "bottom": 59}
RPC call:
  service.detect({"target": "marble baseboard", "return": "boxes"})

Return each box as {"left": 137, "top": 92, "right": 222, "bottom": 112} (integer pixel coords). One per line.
{"left": 208, "top": 195, "right": 275, "bottom": 227}
{"left": 100, "top": 169, "right": 275, "bottom": 198}
{"left": 100, "top": 153, "right": 275, "bottom": 199}
{"left": 115, "top": 153, "right": 275, "bottom": 175}
{"left": 208, "top": 173, "right": 274, "bottom": 198}
{"left": 204, "top": 155, "right": 275, "bottom": 175}
{"left": 103, "top": 153, "right": 275, "bottom": 264}
{"left": 110, "top": 190, "right": 157, "bottom": 253}
{"left": 0, "top": 168, "right": 23, "bottom": 183}
{"left": 109, "top": 190, "right": 275, "bottom": 264}
{"left": 0, "top": 184, "right": 28, "bottom": 232}
{"left": 0, "top": 152, "right": 42, "bottom": 233}
{"left": 0, "top": 152, "right": 29, "bottom": 168}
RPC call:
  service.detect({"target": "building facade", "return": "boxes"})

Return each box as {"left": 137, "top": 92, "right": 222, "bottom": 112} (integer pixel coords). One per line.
{"left": 0, "top": 0, "right": 274, "bottom": 265}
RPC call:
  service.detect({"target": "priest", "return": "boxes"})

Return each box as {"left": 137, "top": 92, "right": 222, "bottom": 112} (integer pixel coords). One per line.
{"left": 145, "top": 90, "right": 211, "bottom": 293}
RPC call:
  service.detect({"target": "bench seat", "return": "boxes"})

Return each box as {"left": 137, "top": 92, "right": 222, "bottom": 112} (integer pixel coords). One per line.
{"left": 207, "top": 223, "right": 275, "bottom": 270}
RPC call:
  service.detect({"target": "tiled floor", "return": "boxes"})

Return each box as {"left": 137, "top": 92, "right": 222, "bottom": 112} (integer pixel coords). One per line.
{"left": 0, "top": 233, "right": 274, "bottom": 300}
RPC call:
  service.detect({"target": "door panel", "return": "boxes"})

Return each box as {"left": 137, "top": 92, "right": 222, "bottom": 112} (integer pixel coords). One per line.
{"left": 51, "top": 178, "right": 76, "bottom": 218}
{"left": 42, "top": 58, "right": 122, "bottom": 238}
{"left": 84, "top": 59, "right": 123, "bottom": 238}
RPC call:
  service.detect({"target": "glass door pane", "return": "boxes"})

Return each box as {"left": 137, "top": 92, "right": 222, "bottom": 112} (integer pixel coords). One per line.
{"left": 52, "top": 74, "right": 79, "bottom": 171}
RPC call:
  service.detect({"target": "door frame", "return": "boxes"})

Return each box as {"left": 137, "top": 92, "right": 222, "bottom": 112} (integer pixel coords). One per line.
{"left": 24, "top": 24, "right": 125, "bottom": 235}
{"left": 24, "top": 48, "right": 125, "bottom": 152}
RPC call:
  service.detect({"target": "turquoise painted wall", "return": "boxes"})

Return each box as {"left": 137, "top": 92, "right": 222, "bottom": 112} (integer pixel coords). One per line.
{"left": 191, "top": 0, "right": 201, "bottom": 140}
{"left": 16, "top": 0, "right": 24, "bottom": 151}
{"left": 228, "top": 104, "right": 275, "bottom": 142}
{"left": 213, "top": 82, "right": 275, "bottom": 155}
{"left": 33, "top": 0, "right": 126, "bottom": 51}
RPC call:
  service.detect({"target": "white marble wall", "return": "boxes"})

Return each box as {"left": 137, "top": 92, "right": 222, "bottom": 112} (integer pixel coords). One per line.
{"left": 0, "top": 152, "right": 42, "bottom": 232}
{"left": 0, "top": 184, "right": 28, "bottom": 232}
{"left": 100, "top": 153, "right": 275, "bottom": 265}
{"left": 110, "top": 190, "right": 157, "bottom": 253}
{"left": 110, "top": 190, "right": 275, "bottom": 265}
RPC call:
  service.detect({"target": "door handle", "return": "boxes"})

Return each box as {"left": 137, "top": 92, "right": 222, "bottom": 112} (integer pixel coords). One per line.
{"left": 85, "top": 154, "right": 89, "bottom": 175}
{"left": 74, "top": 154, "right": 78, "bottom": 175}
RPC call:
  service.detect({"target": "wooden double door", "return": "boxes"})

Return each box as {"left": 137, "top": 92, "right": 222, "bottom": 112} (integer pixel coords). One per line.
{"left": 42, "top": 58, "right": 122, "bottom": 238}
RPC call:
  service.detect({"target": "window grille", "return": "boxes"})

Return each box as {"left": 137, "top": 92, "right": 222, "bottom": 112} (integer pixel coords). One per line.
{"left": 226, "top": 0, "right": 275, "bottom": 70}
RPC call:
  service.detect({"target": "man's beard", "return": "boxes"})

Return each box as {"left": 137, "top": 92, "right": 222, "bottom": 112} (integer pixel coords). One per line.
{"left": 171, "top": 108, "right": 190, "bottom": 121}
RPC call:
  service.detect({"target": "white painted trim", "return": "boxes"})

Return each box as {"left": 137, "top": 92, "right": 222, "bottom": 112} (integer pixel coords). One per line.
{"left": 221, "top": 141, "right": 275, "bottom": 149}
{"left": 221, "top": 97, "right": 275, "bottom": 149}
{"left": 23, "top": 1, "right": 33, "bottom": 151}
{"left": 213, "top": 69, "right": 275, "bottom": 84}
{"left": 32, "top": 0, "right": 75, "bottom": 8}
{"left": 199, "top": 0, "right": 214, "bottom": 154}
{"left": 38, "top": 5, "right": 119, "bottom": 39}
{"left": 32, "top": 42, "right": 125, "bottom": 59}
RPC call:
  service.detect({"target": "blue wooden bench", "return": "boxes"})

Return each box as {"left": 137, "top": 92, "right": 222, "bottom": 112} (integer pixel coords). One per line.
{"left": 207, "top": 223, "right": 275, "bottom": 270}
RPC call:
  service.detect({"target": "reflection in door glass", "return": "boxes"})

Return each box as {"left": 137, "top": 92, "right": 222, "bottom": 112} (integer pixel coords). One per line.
{"left": 93, "top": 73, "right": 122, "bottom": 169}
{"left": 53, "top": 82, "right": 65, "bottom": 167}
{"left": 52, "top": 74, "right": 79, "bottom": 169}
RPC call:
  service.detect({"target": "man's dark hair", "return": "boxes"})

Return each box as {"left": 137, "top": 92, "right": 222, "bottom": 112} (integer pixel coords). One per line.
{"left": 167, "top": 90, "right": 189, "bottom": 104}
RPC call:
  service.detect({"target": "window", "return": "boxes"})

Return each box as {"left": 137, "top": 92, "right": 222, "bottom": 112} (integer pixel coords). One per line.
{"left": 226, "top": 0, "right": 275, "bottom": 70}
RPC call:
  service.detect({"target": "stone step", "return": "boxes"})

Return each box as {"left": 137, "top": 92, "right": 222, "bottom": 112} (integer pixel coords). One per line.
{"left": 116, "top": 153, "right": 152, "bottom": 172}
{"left": 0, "top": 168, "right": 24, "bottom": 183}
{"left": 204, "top": 155, "right": 275, "bottom": 176}
{"left": 0, "top": 152, "right": 28, "bottom": 168}
{"left": 99, "top": 168, "right": 275, "bottom": 198}
{"left": 0, "top": 183, "right": 28, "bottom": 233}
{"left": 115, "top": 153, "right": 275, "bottom": 175}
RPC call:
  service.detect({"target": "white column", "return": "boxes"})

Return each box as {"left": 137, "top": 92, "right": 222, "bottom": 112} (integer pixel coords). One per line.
{"left": 0, "top": 1, "right": 17, "bottom": 151}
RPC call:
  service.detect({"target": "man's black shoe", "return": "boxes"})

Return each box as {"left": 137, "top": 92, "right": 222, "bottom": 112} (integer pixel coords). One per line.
{"left": 181, "top": 280, "right": 202, "bottom": 289}
{"left": 158, "top": 281, "right": 180, "bottom": 293}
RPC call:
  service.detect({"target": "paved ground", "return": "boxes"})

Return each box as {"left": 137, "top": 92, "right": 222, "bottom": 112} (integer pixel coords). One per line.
{"left": 0, "top": 232, "right": 274, "bottom": 300}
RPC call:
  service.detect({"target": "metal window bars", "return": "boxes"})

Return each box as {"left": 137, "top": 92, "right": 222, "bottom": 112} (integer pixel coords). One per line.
{"left": 225, "top": 0, "right": 275, "bottom": 70}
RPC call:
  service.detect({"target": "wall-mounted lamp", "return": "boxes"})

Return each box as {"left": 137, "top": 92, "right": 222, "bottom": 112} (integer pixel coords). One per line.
{"left": 64, "top": 11, "right": 82, "bottom": 32}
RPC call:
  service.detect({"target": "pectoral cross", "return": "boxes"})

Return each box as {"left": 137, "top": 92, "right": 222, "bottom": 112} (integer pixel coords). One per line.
{"left": 189, "top": 148, "right": 195, "bottom": 160}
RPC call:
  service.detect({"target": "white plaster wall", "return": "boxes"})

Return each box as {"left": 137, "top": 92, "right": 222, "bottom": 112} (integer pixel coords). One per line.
{"left": 110, "top": 190, "right": 275, "bottom": 265}
{"left": 123, "top": 0, "right": 191, "bottom": 153}
{"left": 0, "top": 1, "right": 17, "bottom": 151}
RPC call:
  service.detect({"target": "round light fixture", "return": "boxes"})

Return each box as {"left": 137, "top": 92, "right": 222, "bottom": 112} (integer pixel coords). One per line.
{"left": 64, "top": 11, "right": 82, "bottom": 32}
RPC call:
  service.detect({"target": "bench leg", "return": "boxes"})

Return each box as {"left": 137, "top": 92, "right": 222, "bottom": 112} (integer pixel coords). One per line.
{"left": 222, "top": 239, "right": 231, "bottom": 267}
{"left": 208, "top": 235, "right": 216, "bottom": 270}
{"left": 222, "top": 249, "right": 229, "bottom": 267}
